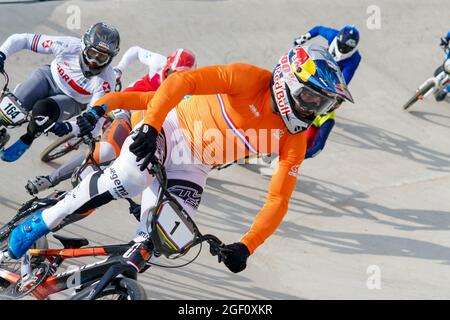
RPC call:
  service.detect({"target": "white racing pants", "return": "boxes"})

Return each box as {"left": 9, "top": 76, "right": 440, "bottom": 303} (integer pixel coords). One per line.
{"left": 41, "top": 110, "right": 211, "bottom": 242}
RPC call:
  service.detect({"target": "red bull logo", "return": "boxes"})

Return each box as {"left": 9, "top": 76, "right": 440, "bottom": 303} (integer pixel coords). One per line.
{"left": 273, "top": 65, "right": 291, "bottom": 116}
{"left": 293, "top": 47, "right": 310, "bottom": 70}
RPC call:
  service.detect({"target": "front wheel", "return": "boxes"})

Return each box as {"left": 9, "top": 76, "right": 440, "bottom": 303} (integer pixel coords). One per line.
{"left": 434, "top": 65, "right": 444, "bottom": 77}
{"left": 70, "top": 277, "right": 147, "bottom": 300}
{"left": 40, "top": 134, "right": 83, "bottom": 163}
{"left": 403, "top": 81, "right": 435, "bottom": 110}
{"left": 0, "top": 236, "right": 49, "bottom": 296}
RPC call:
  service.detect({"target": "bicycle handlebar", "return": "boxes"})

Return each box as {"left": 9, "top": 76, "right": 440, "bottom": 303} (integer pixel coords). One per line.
{"left": 1, "top": 70, "right": 9, "bottom": 94}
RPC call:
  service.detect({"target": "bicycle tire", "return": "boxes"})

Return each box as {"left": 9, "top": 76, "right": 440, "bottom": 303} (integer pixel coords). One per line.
{"left": 434, "top": 65, "right": 444, "bottom": 77}
{"left": 40, "top": 134, "right": 83, "bottom": 163}
{"left": 70, "top": 277, "right": 147, "bottom": 300}
{"left": 403, "top": 82, "right": 435, "bottom": 110}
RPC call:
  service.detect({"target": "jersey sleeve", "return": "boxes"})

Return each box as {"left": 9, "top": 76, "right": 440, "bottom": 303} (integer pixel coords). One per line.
{"left": 341, "top": 52, "right": 361, "bottom": 84}
{"left": 115, "top": 46, "right": 167, "bottom": 74}
{"left": 93, "top": 91, "right": 155, "bottom": 112}
{"left": 305, "top": 118, "right": 335, "bottom": 159}
{"left": 143, "top": 63, "right": 271, "bottom": 131}
{"left": 139, "top": 49, "right": 167, "bottom": 75}
{"left": 308, "top": 26, "right": 338, "bottom": 43}
{"left": 0, "top": 34, "right": 72, "bottom": 57}
{"left": 240, "top": 133, "right": 306, "bottom": 254}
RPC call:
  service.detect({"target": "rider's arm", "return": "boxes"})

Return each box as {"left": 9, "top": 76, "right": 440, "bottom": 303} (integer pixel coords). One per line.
{"left": 143, "top": 63, "right": 271, "bottom": 131}
{"left": 115, "top": 46, "right": 166, "bottom": 73}
{"left": 308, "top": 26, "right": 338, "bottom": 43}
{"left": 341, "top": 52, "right": 361, "bottom": 84}
{"left": 305, "top": 118, "right": 335, "bottom": 159}
{"left": 94, "top": 91, "right": 155, "bottom": 111}
{"left": 63, "top": 118, "right": 105, "bottom": 137}
{"left": 240, "top": 134, "right": 307, "bottom": 254}
{"left": 0, "top": 34, "right": 71, "bottom": 57}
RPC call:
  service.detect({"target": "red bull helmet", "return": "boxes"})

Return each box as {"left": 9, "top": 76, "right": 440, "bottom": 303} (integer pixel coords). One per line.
{"left": 162, "top": 48, "right": 197, "bottom": 80}
{"left": 271, "top": 43, "right": 353, "bottom": 134}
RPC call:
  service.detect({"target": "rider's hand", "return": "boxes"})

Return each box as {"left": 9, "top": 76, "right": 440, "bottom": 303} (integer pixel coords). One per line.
{"left": 221, "top": 242, "right": 250, "bottom": 273}
{"left": 75, "top": 105, "right": 107, "bottom": 137}
{"left": 0, "top": 51, "right": 6, "bottom": 73}
{"left": 51, "top": 121, "right": 72, "bottom": 137}
{"left": 76, "top": 112, "right": 97, "bottom": 137}
{"left": 129, "top": 124, "right": 159, "bottom": 171}
{"left": 293, "top": 33, "right": 311, "bottom": 47}
{"left": 440, "top": 37, "right": 449, "bottom": 48}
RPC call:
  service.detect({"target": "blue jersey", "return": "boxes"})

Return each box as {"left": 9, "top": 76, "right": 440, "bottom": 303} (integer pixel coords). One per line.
{"left": 308, "top": 26, "right": 361, "bottom": 84}
{"left": 303, "top": 26, "right": 361, "bottom": 159}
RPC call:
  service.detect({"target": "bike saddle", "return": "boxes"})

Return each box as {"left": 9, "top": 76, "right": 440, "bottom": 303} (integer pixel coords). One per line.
{"left": 53, "top": 234, "right": 89, "bottom": 249}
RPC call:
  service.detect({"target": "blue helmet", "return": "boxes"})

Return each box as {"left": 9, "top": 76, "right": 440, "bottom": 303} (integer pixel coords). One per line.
{"left": 336, "top": 25, "right": 360, "bottom": 54}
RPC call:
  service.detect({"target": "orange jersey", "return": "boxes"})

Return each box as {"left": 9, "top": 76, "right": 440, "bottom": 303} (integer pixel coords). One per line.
{"left": 94, "top": 63, "right": 307, "bottom": 254}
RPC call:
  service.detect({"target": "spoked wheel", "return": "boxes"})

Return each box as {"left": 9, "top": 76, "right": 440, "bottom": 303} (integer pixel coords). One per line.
{"left": 403, "top": 82, "right": 435, "bottom": 110}
{"left": 40, "top": 134, "right": 83, "bottom": 163}
{"left": 0, "top": 237, "right": 49, "bottom": 298}
{"left": 71, "top": 278, "right": 147, "bottom": 300}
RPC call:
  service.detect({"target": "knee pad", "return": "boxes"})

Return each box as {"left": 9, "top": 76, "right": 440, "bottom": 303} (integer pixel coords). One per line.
{"left": 28, "top": 98, "right": 61, "bottom": 135}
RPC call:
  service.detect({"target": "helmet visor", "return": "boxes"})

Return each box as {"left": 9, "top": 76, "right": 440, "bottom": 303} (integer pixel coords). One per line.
{"left": 337, "top": 40, "right": 355, "bottom": 54}
{"left": 291, "top": 85, "right": 337, "bottom": 118}
{"left": 84, "top": 47, "right": 111, "bottom": 67}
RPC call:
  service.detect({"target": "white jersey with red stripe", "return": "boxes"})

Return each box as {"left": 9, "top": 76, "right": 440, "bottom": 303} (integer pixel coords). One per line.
{"left": 0, "top": 33, "right": 115, "bottom": 106}
{"left": 114, "top": 46, "right": 167, "bottom": 81}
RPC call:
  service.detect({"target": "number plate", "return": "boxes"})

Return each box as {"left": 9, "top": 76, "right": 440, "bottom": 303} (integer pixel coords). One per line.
{"left": 0, "top": 94, "right": 26, "bottom": 125}
{"left": 155, "top": 200, "right": 195, "bottom": 253}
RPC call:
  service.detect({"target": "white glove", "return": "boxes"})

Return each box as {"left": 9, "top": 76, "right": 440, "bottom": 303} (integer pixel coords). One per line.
{"left": 293, "top": 33, "right": 311, "bottom": 46}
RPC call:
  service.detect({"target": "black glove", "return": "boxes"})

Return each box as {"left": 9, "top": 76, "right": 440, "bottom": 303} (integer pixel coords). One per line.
{"left": 221, "top": 242, "right": 250, "bottom": 273}
{"left": 76, "top": 112, "right": 97, "bottom": 137}
{"left": 440, "top": 37, "right": 449, "bottom": 48}
{"left": 0, "top": 51, "right": 6, "bottom": 73}
{"left": 51, "top": 121, "right": 72, "bottom": 137}
{"left": 129, "top": 124, "right": 159, "bottom": 171}
{"left": 75, "top": 105, "right": 107, "bottom": 137}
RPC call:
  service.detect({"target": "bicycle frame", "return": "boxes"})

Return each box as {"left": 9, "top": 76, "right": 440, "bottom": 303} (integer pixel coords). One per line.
{"left": 81, "top": 162, "right": 225, "bottom": 300}
{"left": 0, "top": 243, "right": 131, "bottom": 300}
{"left": 418, "top": 67, "right": 449, "bottom": 99}
{"left": 0, "top": 160, "right": 225, "bottom": 300}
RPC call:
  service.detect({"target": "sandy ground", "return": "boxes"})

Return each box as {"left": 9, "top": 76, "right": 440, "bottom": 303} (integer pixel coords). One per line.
{"left": 0, "top": 0, "right": 449, "bottom": 299}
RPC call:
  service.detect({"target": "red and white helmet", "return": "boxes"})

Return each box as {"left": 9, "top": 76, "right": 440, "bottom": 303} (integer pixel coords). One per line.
{"left": 162, "top": 48, "right": 196, "bottom": 80}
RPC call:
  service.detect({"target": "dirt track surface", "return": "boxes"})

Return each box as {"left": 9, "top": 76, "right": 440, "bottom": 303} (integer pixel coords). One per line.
{"left": 0, "top": 0, "right": 449, "bottom": 299}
